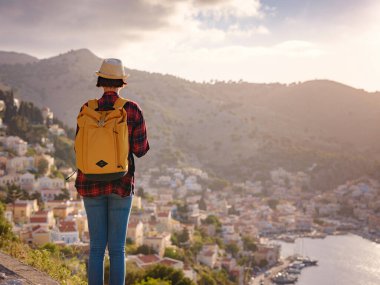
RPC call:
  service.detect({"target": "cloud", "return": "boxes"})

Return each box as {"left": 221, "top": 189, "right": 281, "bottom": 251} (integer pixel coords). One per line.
{"left": 0, "top": 0, "right": 378, "bottom": 91}
{"left": 0, "top": 0, "right": 176, "bottom": 55}
{"left": 193, "top": 0, "right": 263, "bottom": 19}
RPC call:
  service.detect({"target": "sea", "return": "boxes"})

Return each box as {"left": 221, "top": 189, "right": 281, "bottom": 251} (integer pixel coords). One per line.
{"left": 272, "top": 234, "right": 380, "bottom": 285}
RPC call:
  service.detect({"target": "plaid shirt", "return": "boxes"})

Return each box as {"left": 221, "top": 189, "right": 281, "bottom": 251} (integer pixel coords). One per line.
{"left": 75, "top": 91, "right": 149, "bottom": 197}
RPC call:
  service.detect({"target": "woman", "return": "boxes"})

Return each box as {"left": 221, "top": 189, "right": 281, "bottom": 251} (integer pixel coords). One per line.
{"left": 75, "top": 58, "right": 150, "bottom": 285}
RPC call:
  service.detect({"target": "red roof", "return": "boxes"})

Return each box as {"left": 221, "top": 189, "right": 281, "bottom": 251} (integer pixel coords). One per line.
{"left": 32, "top": 225, "right": 42, "bottom": 231}
{"left": 230, "top": 269, "right": 240, "bottom": 276}
{"left": 12, "top": 203, "right": 28, "bottom": 208}
{"left": 58, "top": 221, "right": 77, "bottom": 232}
{"left": 258, "top": 247, "right": 271, "bottom": 254}
{"left": 157, "top": 212, "right": 169, "bottom": 217}
{"left": 59, "top": 225, "right": 76, "bottom": 232}
{"left": 203, "top": 250, "right": 215, "bottom": 257}
{"left": 159, "top": 259, "right": 180, "bottom": 266}
{"left": 34, "top": 210, "right": 50, "bottom": 215}
{"left": 60, "top": 221, "right": 75, "bottom": 226}
{"left": 30, "top": 217, "right": 48, "bottom": 223}
{"left": 137, "top": 254, "right": 160, "bottom": 264}
{"left": 128, "top": 222, "right": 139, "bottom": 228}
{"left": 34, "top": 228, "right": 49, "bottom": 234}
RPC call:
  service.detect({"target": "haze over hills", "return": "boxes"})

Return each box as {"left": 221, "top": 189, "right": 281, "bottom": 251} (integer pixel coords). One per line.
{"left": 0, "top": 51, "right": 38, "bottom": 65}
{"left": 0, "top": 49, "right": 379, "bottom": 190}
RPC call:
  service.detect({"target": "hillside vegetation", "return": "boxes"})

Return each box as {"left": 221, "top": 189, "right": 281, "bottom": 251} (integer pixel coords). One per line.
{"left": 0, "top": 49, "right": 379, "bottom": 190}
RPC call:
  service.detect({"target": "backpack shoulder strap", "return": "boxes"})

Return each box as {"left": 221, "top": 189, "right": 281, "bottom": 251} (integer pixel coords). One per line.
{"left": 87, "top": 99, "right": 98, "bottom": 110}
{"left": 113, "top": 97, "right": 128, "bottom": 109}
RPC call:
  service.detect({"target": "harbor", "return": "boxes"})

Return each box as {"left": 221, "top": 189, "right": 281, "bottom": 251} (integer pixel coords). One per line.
{"left": 250, "top": 255, "right": 318, "bottom": 285}
{"left": 268, "top": 234, "right": 380, "bottom": 285}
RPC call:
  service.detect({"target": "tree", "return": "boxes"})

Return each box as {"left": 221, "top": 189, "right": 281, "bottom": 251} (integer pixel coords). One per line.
{"left": 198, "top": 197, "right": 207, "bottom": 211}
{"left": 18, "top": 101, "right": 43, "bottom": 124}
{"left": 4, "top": 184, "right": 29, "bottom": 202}
{"left": 203, "top": 215, "right": 222, "bottom": 233}
{"left": 228, "top": 205, "right": 239, "bottom": 215}
{"left": 0, "top": 90, "right": 17, "bottom": 124}
{"left": 39, "top": 242, "right": 60, "bottom": 257}
{"left": 178, "top": 228, "right": 190, "bottom": 244}
{"left": 259, "top": 259, "right": 268, "bottom": 268}
{"left": 54, "top": 188, "right": 70, "bottom": 200}
{"left": 242, "top": 236, "right": 257, "bottom": 252}
{"left": 199, "top": 273, "right": 217, "bottom": 285}
{"left": 0, "top": 202, "right": 18, "bottom": 246}
{"left": 26, "top": 125, "right": 48, "bottom": 144}
{"left": 53, "top": 136, "right": 75, "bottom": 167}
{"left": 207, "top": 178, "right": 229, "bottom": 191}
{"left": 125, "top": 261, "right": 145, "bottom": 285}
{"left": 203, "top": 215, "right": 221, "bottom": 227}
{"left": 135, "top": 277, "right": 171, "bottom": 285}
{"left": 136, "top": 245, "right": 157, "bottom": 255}
{"left": 30, "top": 191, "right": 43, "bottom": 209}
{"left": 137, "top": 187, "right": 146, "bottom": 198}
{"left": 225, "top": 242, "right": 239, "bottom": 258}
{"left": 190, "top": 240, "right": 203, "bottom": 255}
{"left": 267, "top": 198, "right": 279, "bottom": 210}
{"left": 7, "top": 115, "right": 29, "bottom": 138}
{"left": 5, "top": 186, "right": 23, "bottom": 224}
{"left": 37, "top": 158, "right": 49, "bottom": 175}
{"left": 145, "top": 264, "right": 194, "bottom": 285}
{"left": 164, "top": 247, "right": 184, "bottom": 261}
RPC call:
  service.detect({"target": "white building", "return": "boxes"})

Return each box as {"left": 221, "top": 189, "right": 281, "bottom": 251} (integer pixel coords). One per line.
{"left": 1, "top": 136, "right": 27, "bottom": 156}
{"left": 0, "top": 174, "right": 20, "bottom": 187}
{"left": 35, "top": 155, "right": 55, "bottom": 175}
{"left": 185, "top": 176, "right": 202, "bottom": 192}
{"left": 36, "top": 177, "right": 65, "bottom": 191}
{"left": 19, "top": 172, "right": 36, "bottom": 191}
{"left": 42, "top": 107, "right": 53, "bottom": 124}
{"left": 6, "top": 156, "right": 35, "bottom": 173}
{"left": 51, "top": 220, "right": 79, "bottom": 244}
{"left": 29, "top": 209, "right": 55, "bottom": 229}
{"left": 127, "top": 221, "right": 144, "bottom": 246}
{"left": 143, "top": 233, "right": 171, "bottom": 257}
{"left": 197, "top": 244, "right": 219, "bottom": 268}
{"left": 48, "top": 124, "right": 65, "bottom": 136}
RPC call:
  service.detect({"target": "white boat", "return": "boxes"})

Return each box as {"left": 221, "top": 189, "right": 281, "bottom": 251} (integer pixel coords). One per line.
{"left": 271, "top": 272, "right": 298, "bottom": 284}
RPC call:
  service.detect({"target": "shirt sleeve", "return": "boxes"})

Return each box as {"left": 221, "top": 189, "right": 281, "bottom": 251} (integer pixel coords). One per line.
{"left": 131, "top": 104, "right": 150, "bottom": 158}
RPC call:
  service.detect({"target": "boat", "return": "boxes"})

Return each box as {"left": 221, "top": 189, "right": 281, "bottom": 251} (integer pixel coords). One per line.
{"left": 295, "top": 256, "right": 318, "bottom": 266}
{"left": 300, "top": 257, "right": 318, "bottom": 266}
{"left": 271, "top": 272, "right": 298, "bottom": 284}
{"left": 289, "top": 261, "right": 305, "bottom": 269}
{"left": 285, "top": 267, "right": 301, "bottom": 274}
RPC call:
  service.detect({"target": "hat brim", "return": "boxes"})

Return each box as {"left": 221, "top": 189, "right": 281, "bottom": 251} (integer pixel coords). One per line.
{"left": 95, "top": 71, "right": 130, "bottom": 80}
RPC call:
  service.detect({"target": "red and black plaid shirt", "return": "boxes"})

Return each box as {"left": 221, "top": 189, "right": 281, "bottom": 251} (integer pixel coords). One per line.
{"left": 75, "top": 91, "right": 149, "bottom": 198}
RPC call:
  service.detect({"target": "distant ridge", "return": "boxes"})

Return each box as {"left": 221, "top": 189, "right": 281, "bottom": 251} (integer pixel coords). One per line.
{"left": 0, "top": 51, "right": 39, "bottom": 65}
{"left": 0, "top": 48, "right": 379, "bottom": 190}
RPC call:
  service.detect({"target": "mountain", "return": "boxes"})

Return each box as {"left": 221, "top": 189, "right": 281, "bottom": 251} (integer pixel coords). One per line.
{"left": 0, "top": 49, "right": 379, "bottom": 190}
{"left": 0, "top": 51, "right": 38, "bottom": 65}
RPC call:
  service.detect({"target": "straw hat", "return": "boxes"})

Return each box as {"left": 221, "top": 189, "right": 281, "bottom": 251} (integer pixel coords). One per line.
{"left": 95, "top": 58, "right": 130, "bottom": 81}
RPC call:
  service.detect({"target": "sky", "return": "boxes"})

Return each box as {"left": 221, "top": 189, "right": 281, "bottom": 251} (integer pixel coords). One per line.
{"left": 0, "top": 0, "right": 379, "bottom": 91}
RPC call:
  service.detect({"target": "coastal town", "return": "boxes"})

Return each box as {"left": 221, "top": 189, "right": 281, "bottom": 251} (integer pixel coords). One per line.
{"left": 0, "top": 95, "right": 380, "bottom": 284}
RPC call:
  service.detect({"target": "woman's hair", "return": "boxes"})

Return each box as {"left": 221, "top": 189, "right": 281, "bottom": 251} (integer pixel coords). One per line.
{"left": 96, "top": 76, "right": 126, "bottom": 88}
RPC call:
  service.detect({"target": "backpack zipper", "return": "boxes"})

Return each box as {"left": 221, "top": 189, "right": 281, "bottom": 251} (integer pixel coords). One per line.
{"left": 113, "top": 121, "right": 120, "bottom": 169}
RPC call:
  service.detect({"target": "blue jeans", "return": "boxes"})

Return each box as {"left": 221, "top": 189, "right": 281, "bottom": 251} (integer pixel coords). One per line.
{"left": 83, "top": 193, "right": 133, "bottom": 285}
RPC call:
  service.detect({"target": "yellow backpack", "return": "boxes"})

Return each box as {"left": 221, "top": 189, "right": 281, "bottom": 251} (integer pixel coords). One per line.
{"left": 74, "top": 97, "right": 129, "bottom": 181}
